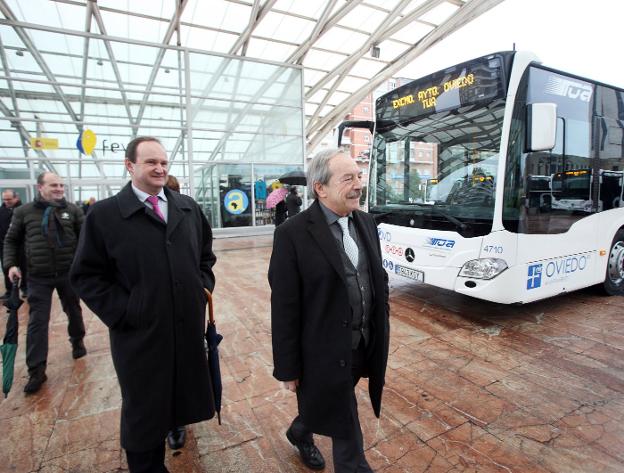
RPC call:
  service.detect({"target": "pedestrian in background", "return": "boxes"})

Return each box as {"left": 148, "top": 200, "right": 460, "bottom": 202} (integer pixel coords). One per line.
{"left": 4, "top": 173, "right": 86, "bottom": 394}
{"left": 275, "top": 198, "right": 287, "bottom": 226}
{"left": 286, "top": 186, "right": 302, "bottom": 217}
{"left": 269, "top": 149, "right": 390, "bottom": 472}
{"left": 166, "top": 175, "right": 180, "bottom": 192}
{"left": 70, "top": 136, "right": 217, "bottom": 473}
{"left": 0, "top": 189, "right": 27, "bottom": 298}
{"left": 81, "top": 196, "right": 96, "bottom": 215}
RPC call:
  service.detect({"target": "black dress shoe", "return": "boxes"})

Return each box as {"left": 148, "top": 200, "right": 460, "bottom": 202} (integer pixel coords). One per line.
{"left": 24, "top": 373, "right": 47, "bottom": 394}
{"left": 286, "top": 427, "right": 325, "bottom": 470}
{"left": 72, "top": 339, "right": 87, "bottom": 359}
{"left": 167, "top": 426, "right": 186, "bottom": 450}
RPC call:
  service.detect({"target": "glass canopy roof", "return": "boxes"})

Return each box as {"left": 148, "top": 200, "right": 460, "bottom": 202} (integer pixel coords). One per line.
{"left": 0, "top": 0, "right": 501, "bottom": 193}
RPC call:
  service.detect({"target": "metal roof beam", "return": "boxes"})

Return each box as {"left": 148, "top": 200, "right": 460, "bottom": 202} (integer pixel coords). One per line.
{"left": 0, "top": 0, "right": 109, "bottom": 180}
{"left": 0, "top": 101, "right": 57, "bottom": 174}
{"left": 0, "top": 36, "right": 22, "bottom": 137}
{"left": 286, "top": 0, "right": 341, "bottom": 65}
{"left": 91, "top": 2, "right": 134, "bottom": 126}
{"left": 240, "top": 0, "right": 261, "bottom": 56}
{"left": 305, "top": 0, "right": 413, "bottom": 102}
{"left": 78, "top": 0, "right": 92, "bottom": 123}
{"left": 229, "top": 0, "right": 278, "bottom": 56}
{"left": 133, "top": 0, "right": 189, "bottom": 134}
{"left": 307, "top": 0, "right": 506, "bottom": 150}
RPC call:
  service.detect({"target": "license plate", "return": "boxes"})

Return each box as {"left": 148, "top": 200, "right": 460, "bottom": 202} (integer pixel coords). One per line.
{"left": 395, "top": 265, "right": 424, "bottom": 282}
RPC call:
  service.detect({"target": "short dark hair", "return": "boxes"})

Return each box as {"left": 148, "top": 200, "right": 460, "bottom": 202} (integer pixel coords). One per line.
{"left": 125, "top": 136, "right": 162, "bottom": 163}
{"left": 289, "top": 187, "right": 297, "bottom": 194}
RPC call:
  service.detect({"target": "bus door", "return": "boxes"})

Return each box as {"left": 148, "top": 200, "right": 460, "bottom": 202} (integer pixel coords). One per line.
{"left": 599, "top": 170, "right": 624, "bottom": 211}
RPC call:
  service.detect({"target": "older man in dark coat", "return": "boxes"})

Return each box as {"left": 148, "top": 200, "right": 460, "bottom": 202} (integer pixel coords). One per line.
{"left": 70, "top": 136, "right": 217, "bottom": 473}
{"left": 269, "top": 149, "right": 390, "bottom": 472}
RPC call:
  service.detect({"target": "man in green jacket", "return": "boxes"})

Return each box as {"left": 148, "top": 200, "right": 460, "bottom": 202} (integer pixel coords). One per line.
{"left": 4, "top": 172, "right": 87, "bottom": 394}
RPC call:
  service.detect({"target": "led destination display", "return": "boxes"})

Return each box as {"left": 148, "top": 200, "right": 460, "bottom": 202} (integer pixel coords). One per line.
{"left": 376, "top": 56, "right": 507, "bottom": 127}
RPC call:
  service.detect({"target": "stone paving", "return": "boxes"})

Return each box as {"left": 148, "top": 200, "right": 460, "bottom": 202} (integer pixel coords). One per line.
{"left": 1, "top": 234, "right": 623, "bottom": 472}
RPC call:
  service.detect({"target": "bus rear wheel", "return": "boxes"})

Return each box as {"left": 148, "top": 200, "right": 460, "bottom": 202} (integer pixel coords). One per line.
{"left": 603, "top": 229, "right": 624, "bottom": 295}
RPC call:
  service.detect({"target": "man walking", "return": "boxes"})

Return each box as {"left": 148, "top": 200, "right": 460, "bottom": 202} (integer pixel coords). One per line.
{"left": 0, "top": 189, "right": 26, "bottom": 298}
{"left": 70, "top": 136, "right": 217, "bottom": 473}
{"left": 269, "top": 149, "right": 390, "bottom": 472}
{"left": 4, "top": 173, "right": 86, "bottom": 394}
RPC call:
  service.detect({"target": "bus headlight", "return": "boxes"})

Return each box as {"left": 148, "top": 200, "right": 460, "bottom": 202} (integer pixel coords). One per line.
{"left": 459, "top": 258, "right": 508, "bottom": 280}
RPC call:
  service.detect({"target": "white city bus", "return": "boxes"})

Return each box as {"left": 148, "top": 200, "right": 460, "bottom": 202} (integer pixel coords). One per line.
{"left": 339, "top": 51, "right": 624, "bottom": 304}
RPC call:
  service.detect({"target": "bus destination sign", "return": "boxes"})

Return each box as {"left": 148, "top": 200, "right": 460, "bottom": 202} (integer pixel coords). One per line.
{"left": 392, "top": 73, "right": 476, "bottom": 111}
{"left": 377, "top": 56, "right": 506, "bottom": 126}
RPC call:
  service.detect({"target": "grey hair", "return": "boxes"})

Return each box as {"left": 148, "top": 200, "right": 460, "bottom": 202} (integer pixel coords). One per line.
{"left": 307, "top": 148, "right": 345, "bottom": 199}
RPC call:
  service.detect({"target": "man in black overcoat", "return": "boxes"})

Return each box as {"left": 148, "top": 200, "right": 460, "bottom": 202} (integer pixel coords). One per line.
{"left": 269, "top": 149, "right": 390, "bottom": 472}
{"left": 70, "top": 137, "right": 217, "bottom": 473}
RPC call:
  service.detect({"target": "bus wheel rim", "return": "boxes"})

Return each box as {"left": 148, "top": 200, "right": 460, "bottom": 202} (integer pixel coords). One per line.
{"left": 608, "top": 241, "right": 624, "bottom": 284}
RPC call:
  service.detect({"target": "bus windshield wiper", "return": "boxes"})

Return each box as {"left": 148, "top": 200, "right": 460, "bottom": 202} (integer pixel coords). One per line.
{"left": 430, "top": 206, "right": 469, "bottom": 232}
{"left": 396, "top": 201, "right": 469, "bottom": 232}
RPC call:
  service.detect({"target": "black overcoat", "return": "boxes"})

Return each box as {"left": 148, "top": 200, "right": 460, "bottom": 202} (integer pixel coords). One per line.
{"left": 269, "top": 200, "right": 389, "bottom": 439}
{"left": 70, "top": 183, "right": 217, "bottom": 451}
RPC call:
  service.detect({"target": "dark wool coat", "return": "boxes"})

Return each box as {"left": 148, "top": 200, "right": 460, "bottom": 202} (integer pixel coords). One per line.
{"left": 70, "top": 183, "right": 217, "bottom": 452}
{"left": 269, "top": 200, "right": 389, "bottom": 439}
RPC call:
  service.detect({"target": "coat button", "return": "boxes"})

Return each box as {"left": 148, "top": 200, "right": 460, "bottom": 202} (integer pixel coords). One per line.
{"left": 342, "top": 320, "right": 349, "bottom": 327}
{"left": 166, "top": 240, "right": 172, "bottom": 246}
{"left": 339, "top": 360, "right": 346, "bottom": 368}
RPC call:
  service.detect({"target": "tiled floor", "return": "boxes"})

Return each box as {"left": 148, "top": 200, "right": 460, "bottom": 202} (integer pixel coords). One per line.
{"left": 1, "top": 235, "right": 623, "bottom": 472}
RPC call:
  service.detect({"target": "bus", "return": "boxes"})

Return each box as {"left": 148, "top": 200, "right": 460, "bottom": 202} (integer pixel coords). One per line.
{"left": 338, "top": 51, "right": 624, "bottom": 304}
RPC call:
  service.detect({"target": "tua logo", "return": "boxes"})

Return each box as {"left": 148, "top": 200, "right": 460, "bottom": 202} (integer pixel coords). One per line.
{"left": 545, "top": 77, "right": 592, "bottom": 103}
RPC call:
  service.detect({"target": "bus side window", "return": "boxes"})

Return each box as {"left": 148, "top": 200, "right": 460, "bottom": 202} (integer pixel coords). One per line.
{"left": 596, "top": 86, "right": 624, "bottom": 212}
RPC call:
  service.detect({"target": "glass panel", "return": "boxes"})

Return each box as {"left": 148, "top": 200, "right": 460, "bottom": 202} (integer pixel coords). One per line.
{"left": 194, "top": 163, "right": 252, "bottom": 228}
{"left": 253, "top": 164, "right": 303, "bottom": 226}
{"left": 0, "top": 23, "right": 303, "bottom": 228}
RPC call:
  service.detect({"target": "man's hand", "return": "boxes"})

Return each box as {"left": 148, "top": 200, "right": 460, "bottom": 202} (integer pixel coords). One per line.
{"left": 282, "top": 380, "right": 299, "bottom": 392}
{"left": 8, "top": 266, "right": 21, "bottom": 282}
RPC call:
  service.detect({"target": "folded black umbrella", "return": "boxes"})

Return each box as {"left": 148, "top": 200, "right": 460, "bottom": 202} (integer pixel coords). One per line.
{"left": 1, "top": 280, "right": 23, "bottom": 398}
{"left": 278, "top": 170, "right": 306, "bottom": 186}
{"left": 204, "top": 289, "right": 223, "bottom": 425}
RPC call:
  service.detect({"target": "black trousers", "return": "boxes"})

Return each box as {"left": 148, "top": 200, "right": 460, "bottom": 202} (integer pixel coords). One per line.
{"left": 290, "top": 342, "right": 373, "bottom": 473}
{"left": 126, "top": 443, "right": 169, "bottom": 473}
{"left": 26, "top": 274, "right": 85, "bottom": 376}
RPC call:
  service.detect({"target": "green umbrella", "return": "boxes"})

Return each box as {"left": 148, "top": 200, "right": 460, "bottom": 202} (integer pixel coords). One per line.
{"left": 1, "top": 281, "right": 23, "bottom": 398}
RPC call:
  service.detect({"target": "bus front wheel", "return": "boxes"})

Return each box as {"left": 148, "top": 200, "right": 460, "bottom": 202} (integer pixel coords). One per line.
{"left": 603, "top": 229, "right": 624, "bottom": 295}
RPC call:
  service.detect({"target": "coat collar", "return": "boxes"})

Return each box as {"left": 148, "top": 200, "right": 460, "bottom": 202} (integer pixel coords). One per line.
{"left": 116, "top": 182, "right": 192, "bottom": 237}
{"left": 306, "top": 200, "right": 347, "bottom": 284}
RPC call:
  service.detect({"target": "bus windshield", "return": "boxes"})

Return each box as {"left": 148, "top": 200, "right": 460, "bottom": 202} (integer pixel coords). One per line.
{"left": 369, "top": 99, "right": 505, "bottom": 236}
{"left": 367, "top": 53, "right": 509, "bottom": 237}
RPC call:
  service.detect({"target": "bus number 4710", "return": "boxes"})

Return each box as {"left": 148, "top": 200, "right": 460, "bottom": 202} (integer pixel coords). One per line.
{"left": 483, "top": 245, "right": 503, "bottom": 254}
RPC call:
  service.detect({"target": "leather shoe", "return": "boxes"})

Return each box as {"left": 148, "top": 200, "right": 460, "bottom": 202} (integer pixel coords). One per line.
{"left": 167, "top": 426, "right": 186, "bottom": 450}
{"left": 286, "top": 427, "right": 325, "bottom": 470}
{"left": 24, "top": 373, "right": 47, "bottom": 394}
{"left": 72, "top": 339, "right": 87, "bottom": 359}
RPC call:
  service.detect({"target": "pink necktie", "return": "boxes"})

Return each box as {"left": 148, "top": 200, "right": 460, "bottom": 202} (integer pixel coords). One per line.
{"left": 146, "top": 195, "right": 165, "bottom": 222}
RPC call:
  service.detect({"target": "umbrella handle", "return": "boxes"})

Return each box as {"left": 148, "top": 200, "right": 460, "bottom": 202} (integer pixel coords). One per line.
{"left": 204, "top": 288, "right": 215, "bottom": 325}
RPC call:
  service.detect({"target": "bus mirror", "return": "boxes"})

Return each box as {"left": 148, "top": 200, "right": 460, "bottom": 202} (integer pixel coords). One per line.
{"left": 527, "top": 103, "right": 557, "bottom": 151}
{"left": 337, "top": 120, "right": 375, "bottom": 147}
